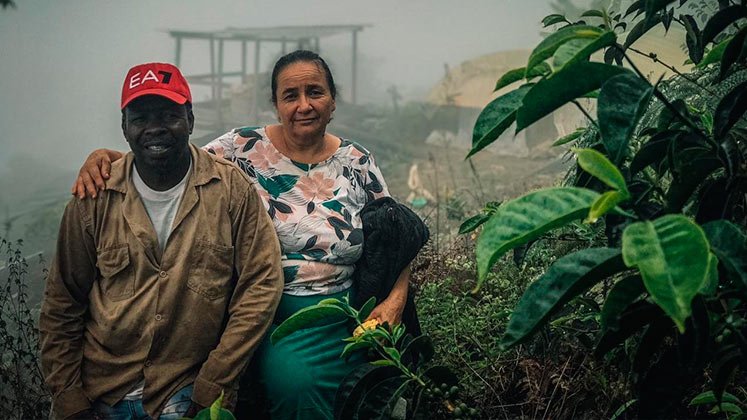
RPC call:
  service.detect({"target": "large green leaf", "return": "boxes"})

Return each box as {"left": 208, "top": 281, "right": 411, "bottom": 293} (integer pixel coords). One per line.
{"left": 526, "top": 25, "right": 609, "bottom": 75}
{"left": 468, "top": 85, "right": 532, "bottom": 158}
{"left": 622, "top": 215, "right": 711, "bottom": 332}
{"left": 500, "top": 248, "right": 624, "bottom": 350}
{"left": 598, "top": 72, "right": 654, "bottom": 164}
{"left": 575, "top": 148, "right": 629, "bottom": 193}
{"left": 552, "top": 30, "right": 617, "bottom": 70}
{"left": 587, "top": 191, "right": 627, "bottom": 224}
{"left": 270, "top": 305, "right": 348, "bottom": 344}
{"left": 697, "top": 36, "right": 733, "bottom": 69}
{"left": 714, "top": 80, "right": 747, "bottom": 140}
{"left": 702, "top": 5, "right": 747, "bottom": 46}
{"left": 703, "top": 220, "right": 747, "bottom": 289}
{"left": 718, "top": 26, "right": 747, "bottom": 82}
{"left": 493, "top": 63, "right": 551, "bottom": 92}
{"left": 600, "top": 275, "right": 646, "bottom": 332}
{"left": 475, "top": 187, "right": 600, "bottom": 288}
{"left": 516, "top": 62, "right": 628, "bottom": 132}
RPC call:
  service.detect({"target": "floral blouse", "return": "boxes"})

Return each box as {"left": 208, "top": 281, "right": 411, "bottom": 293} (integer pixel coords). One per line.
{"left": 204, "top": 126, "right": 389, "bottom": 296}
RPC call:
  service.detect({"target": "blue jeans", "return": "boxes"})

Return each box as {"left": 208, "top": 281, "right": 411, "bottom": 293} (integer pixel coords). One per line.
{"left": 93, "top": 384, "right": 193, "bottom": 420}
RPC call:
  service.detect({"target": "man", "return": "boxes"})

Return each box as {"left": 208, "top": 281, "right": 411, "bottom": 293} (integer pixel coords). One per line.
{"left": 39, "top": 62, "right": 283, "bottom": 419}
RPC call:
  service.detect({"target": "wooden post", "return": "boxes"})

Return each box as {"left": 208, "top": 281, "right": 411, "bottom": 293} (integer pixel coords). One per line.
{"left": 217, "top": 38, "right": 224, "bottom": 128}
{"left": 252, "top": 40, "right": 261, "bottom": 123}
{"left": 351, "top": 29, "right": 358, "bottom": 104}
{"left": 241, "top": 40, "right": 247, "bottom": 84}
{"left": 175, "top": 35, "right": 182, "bottom": 67}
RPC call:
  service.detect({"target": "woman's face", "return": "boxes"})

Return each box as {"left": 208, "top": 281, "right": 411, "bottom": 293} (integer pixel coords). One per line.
{"left": 274, "top": 61, "right": 336, "bottom": 141}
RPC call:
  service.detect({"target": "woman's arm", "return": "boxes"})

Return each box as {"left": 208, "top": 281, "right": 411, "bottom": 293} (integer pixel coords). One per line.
{"left": 71, "top": 149, "right": 124, "bottom": 199}
{"left": 366, "top": 265, "right": 410, "bottom": 326}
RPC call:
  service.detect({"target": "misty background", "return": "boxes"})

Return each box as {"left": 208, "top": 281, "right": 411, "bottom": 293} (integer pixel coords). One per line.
{"left": 0, "top": 0, "right": 566, "bottom": 279}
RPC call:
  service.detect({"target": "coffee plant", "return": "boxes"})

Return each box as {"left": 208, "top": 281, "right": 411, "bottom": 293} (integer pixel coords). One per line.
{"left": 271, "top": 297, "right": 474, "bottom": 419}
{"left": 468, "top": 0, "right": 747, "bottom": 417}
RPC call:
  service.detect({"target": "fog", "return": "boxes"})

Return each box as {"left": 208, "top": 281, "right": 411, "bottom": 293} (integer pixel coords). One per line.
{"left": 0, "top": 0, "right": 552, "bottom": 166}
{"left": 0, "top": 0, "right": 563, "bottom": 258}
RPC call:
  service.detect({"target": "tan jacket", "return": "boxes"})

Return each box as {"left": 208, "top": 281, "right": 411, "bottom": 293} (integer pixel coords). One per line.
{"left": 39, "top": 145, "right": 283, "bottom": 419}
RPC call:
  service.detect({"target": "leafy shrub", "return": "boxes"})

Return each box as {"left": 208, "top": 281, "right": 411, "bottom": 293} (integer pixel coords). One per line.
{"left": 0, "top": 237, "right": 50, "bottom": 419}
{"left": 469, "top": 1, "right": 747, "bottom": 417}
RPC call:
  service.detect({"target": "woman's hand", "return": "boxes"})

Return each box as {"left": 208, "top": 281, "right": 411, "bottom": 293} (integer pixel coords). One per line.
{"left": 365, "top": 266, "right": 411, "bottom": 327}
{"left": 71, "top": 149, "right": 124, "bottom": 199}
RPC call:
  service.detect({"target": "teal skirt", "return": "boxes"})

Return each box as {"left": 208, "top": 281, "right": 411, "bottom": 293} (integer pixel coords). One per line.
{"left": 251, "top": 289, "right": 364, "bottom": 420}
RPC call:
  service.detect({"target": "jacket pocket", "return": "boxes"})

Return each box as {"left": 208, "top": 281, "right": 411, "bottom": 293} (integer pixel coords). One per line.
{"left": 96, "top": 244, "right": 133, "bottom": 301}
{"left": 187, "top": 240, "right": 234, "bottom": 300}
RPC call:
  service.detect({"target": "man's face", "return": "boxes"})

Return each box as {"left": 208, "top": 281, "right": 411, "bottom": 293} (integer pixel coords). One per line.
{"left": 122, "top": 95, "right": 194, "bottom": 170}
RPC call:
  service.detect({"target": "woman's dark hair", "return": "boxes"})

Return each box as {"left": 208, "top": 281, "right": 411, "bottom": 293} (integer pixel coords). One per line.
{"left": 271, "top": 50, "right": 336, "bottom": 105}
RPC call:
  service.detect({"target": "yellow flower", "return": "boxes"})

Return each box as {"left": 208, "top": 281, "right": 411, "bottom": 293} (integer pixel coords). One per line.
{"left": 353, "top": 319, "right": 380, "bottom": 338}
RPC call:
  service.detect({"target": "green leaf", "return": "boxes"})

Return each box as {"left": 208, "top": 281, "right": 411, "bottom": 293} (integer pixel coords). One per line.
{"left": 191, "top": 392, "right": 236, "bottom": 420}
{"left": 610, "top": 400, "right": 638, "bottom": 420}
{"left": 600, "top": 275, "right": 646, "bottom": 332}
{"left": 598, "top": 72, "right": 655, "bottom": 164}
{"left": 494, "top": 63, "right": 551, "bottom": 92}
{"left": 702, "top": 5, "right": 747, "bottom": 46}
{"left": 714, "top": 80, "right": 747, "bottom": 140}
{"left": 690, "top": 391, "right": 742, "bottom": 406}
{"left": 468, "top": 85, "right": 532, "bottom": 158}
{"left": 341, "top": 341, "right": 373, "bottom": 360}
{"left": 718, "top": 26, "right": 747, "bottom": 82}
{"left": 682, "top": 14, "right": 704, "bottom": 64}
{"left": 586, "top": 190, "right": 626, "bottom": 223}
{"left": 526, "top": 25, "right": 608, "bottom": 75}
{"left": 697, "top": 36, "right": 732, "bottom": 69}
{"left": 703, "top": 220, "right": 747, "bottom": 289}
{"left": 575, "top": 148, "right": 629, "bottom": 194}
{"left": 552, "top": 128, "right": 586, "bottom": 146}
{"left": 644, "top": 0, "right": 676, "bottom": 20}
{"left": 551, "top": 31, "right": 617, "bottom": 70}
{"left": 709, "top": 402, "right": 743, "bottom": 415}
{"left": 622, "top": 215, "right": 711, "bottom": 332}
{"left": 370, "top": 360, "right": 397, "bottom": 367}
{"left": 516, "top": 62, "right": 628, "bottom": 132}
{"left": 501, "top": 248, "right": 624, "bottom": 350}
{"left": 580, "top": 9, "right": 605, "bottom": 18}
{"left": 459, "top": 213, "right": 491, "bottom": 234}
{"left": 700, "top": 253, "right": 719, "bottom": 296}
{"left": 357, "top": 297, "right": 377, "bottom": 323}
{"left": 270, "top": 305, "right": 348, "bottom": 344}
{"left": 542, "top": 13, "right": 568, "bottom": 27}
{"left": 475, "top": 187, "right": 600, "bottom": 289}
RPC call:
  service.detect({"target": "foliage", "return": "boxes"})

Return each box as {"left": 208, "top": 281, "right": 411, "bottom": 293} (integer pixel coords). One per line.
{"left": 181, "top": 392, "right": 236, "bottom": 420}
{"left": 0, "top": 237, "right": 50, "bottom": 419}
{"left": 272, "top": 296, "right": 477, "bottom": 419}
{"left": 469, "top": 0, "right": 747, "bottom": 417}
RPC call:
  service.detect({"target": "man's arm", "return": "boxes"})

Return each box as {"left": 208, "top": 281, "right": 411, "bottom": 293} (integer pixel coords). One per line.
{"left": 39, "top": 199, "right": 98, "bottom": 419}
{"left": 191, "top": 173, "right": 283, "bottom": 407}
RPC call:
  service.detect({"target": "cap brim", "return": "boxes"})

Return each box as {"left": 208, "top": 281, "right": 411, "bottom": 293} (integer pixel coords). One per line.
{"left": 121, "top": 88, "right": 188, "bottom": 109}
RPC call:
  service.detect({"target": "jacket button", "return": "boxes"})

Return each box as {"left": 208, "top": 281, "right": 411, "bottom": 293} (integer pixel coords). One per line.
{"left": 155, "top": 314, "right": 163, "bottom": 321}
{"left": 159, "top": 271, "right": 167, "bottom": 278}
{"left": 145, "top": 360, "right": 152, "bottom": 367}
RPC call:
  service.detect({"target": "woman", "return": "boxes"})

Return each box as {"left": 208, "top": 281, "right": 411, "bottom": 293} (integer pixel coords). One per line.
{"left": 73, "top": 50, "right": 410, "bottom": 419}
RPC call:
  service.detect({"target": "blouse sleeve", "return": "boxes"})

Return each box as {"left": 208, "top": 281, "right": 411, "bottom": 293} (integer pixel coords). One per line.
{"left": 364, "top": 152, "right": 390, "bottom": 201}
{"left": 203, "top": 130, "right": 239, "bottom": 161}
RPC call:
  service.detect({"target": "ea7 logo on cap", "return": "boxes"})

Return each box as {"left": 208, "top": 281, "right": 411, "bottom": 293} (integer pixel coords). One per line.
{"left": 129, "top": 70, "right": 173, "bottom": 89}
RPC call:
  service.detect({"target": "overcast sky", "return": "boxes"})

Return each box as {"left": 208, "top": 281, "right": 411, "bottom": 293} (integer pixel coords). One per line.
{"left": 0, "top": 0, "right": 554, "bottom": 169}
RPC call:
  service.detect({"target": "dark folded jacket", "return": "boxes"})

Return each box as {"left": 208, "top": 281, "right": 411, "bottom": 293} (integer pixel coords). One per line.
{"left": 353, "top": 197, "right": 429, "bottom": 336}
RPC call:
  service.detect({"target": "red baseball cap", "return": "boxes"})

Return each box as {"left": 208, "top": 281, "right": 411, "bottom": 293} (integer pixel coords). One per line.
{"left": 121, "top": 62, "right": 192, "bottom": 109}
